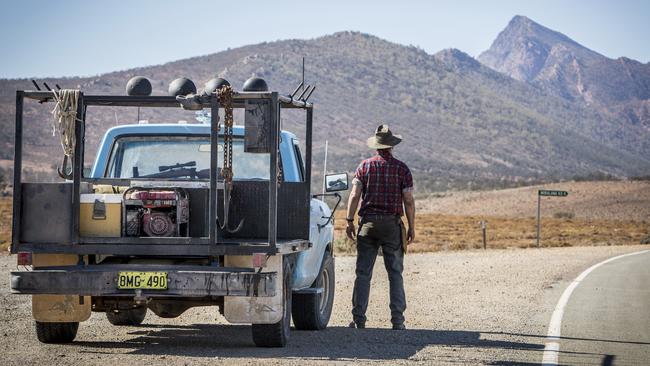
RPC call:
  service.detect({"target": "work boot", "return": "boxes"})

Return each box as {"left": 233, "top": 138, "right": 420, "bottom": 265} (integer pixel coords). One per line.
{"left": 392, "top": 323, "right": 406, "bottom": 330}
{"left": 349, "top": 320, "right": 365, "bottom": 329}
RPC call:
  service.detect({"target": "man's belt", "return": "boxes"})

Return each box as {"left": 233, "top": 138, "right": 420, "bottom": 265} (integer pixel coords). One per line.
{"left": 362, "top": 213, "right": 400, "bottom": 220}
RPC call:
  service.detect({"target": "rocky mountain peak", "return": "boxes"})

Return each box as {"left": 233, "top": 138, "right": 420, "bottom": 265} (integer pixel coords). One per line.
{"left": 478, "top": 15, "right": 650, "bottom": 128}
{"left": 478, "top": 15, "right": 601, "bottom": 82}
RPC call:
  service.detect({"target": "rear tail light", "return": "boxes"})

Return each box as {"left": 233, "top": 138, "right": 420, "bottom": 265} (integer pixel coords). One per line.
{"left": 17, "top": 252, "right": 32, "bottom": 266}
{"left": 252, "top": 253, "right": 268, "bottom": 268}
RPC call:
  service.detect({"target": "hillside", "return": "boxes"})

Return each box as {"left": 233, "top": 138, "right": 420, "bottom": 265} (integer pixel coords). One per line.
{"left": 479, "top": 15, "right": 650, "bottom": 130}
{"left": 1, "top": 29, "right": 649, "bottom": 191}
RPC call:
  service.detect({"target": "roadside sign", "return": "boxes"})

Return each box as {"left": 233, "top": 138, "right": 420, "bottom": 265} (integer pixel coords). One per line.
{"left": 539, "top": 190, "right": 568, "bottom": 197}
{"left": 536, "top": 189, "right": 569, "bottom": 247}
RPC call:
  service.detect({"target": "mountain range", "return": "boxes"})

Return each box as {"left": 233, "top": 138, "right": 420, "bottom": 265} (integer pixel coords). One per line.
{"left": 1, "top": 15, "right": 648, "bottom": 191}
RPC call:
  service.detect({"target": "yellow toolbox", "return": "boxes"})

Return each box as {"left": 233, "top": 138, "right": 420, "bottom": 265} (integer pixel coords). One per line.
{"left": 79, "top": 194, "right": 122, "bottom": 237}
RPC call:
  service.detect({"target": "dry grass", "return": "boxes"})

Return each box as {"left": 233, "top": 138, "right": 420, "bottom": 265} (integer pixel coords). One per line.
{"left": 333, "top": 211, "right": 649, "bottom": 254}
{"left": 0, "top": 198, "right": 11, "bottom": 251}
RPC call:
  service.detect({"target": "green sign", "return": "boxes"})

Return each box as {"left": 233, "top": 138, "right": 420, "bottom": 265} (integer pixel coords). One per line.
{"left": 538, "top": 190, "right": 568, "bottom": 197}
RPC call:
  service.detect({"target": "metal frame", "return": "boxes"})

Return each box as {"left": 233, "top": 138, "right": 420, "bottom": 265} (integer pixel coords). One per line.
{"left": 12, "top": 90, "right": 314, "bottom": 256}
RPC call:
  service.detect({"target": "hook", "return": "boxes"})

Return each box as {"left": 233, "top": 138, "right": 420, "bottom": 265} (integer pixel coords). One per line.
{"left": 218, "top": 183, "right": 244, "bottom": 234}
{"left": 57, "top": 155, "right": 73, "bottom": 180}
{"left": 220, "top": 217, "right": 245, "bottom": 234}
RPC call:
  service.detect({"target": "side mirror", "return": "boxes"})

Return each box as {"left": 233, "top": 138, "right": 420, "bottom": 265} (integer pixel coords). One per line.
{"left": 325, "top": 172, "right": 349, "bottom": 192}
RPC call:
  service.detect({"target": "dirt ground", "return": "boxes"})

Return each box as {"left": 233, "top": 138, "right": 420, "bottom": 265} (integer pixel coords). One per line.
{"left": 0, "top": 245, "right": 647, "bottom": 365}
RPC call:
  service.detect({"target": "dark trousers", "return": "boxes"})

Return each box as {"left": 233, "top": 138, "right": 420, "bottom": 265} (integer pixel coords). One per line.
{"left": 352, "top": 215, "right": 406, "bottom": 326}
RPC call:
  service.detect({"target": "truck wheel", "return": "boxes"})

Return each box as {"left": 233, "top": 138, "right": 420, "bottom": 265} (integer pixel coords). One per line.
{"left": 252, "top": 257, "right": 292, "bottom": 347}
{"left": 106, "top": 306, "right": 147, "bottom": 326}
{"left": 35, "top": 321, "right": 79, "bottom": 343}
{"left": 292, "top": 250, "right": 335, "bottom": 330}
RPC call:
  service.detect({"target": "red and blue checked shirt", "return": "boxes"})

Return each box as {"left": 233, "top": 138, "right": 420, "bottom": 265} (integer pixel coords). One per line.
{"left": 353, "top": 149, "right": 414, "bottom": 217}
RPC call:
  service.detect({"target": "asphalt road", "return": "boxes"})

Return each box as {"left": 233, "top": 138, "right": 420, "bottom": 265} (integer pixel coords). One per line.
{"left": 552, "top": 250, "right": 650, "bottom": 366}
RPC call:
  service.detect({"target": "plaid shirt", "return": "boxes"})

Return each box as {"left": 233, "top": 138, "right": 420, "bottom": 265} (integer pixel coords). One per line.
{"left": 354, "top": 150, "right": 413, "bottom": 216}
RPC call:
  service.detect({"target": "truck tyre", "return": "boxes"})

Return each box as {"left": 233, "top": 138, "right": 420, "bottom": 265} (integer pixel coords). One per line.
{"left": 35, "top": 321, "right": 79, "bottom": 343}
{"left": 252, "top": 257, "right": 292, "bottom": 347}
{"left": 106, "top": 307, "right": 147, "bottom": 326}
{"left": 292, "top": 250, "right": 335, "bottom": 330}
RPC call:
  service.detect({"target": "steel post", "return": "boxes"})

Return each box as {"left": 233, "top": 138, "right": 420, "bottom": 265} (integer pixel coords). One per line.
{"left": 322, "top": 140, "right": 328, "bottom": 195}
{"left": 209, "top": 95, "right": 219, "bottom": 246}
{"left": 536, "top": 193, "right": 541, "bottom": 248}
{"left": 71, "top": 93, "right": 84, "bottom": 245}
{"left": 11, "top": 91, "right": 23, "bottom": 252}
{"left": 481, "top": 221, "right": 487, "bottom": 250}
{"left": 305, "top": 107, "right": 313, "bottom": 187}
{"left": 268, "top": 93, "right": 279, "bottom": 250}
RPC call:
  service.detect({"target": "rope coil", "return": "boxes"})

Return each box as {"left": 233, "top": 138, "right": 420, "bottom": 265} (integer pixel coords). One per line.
{"left": 51, "top": 89, "right": 80, "bottom": 156}
{"left": 51, "top": 89, "right": 81, "bottom": 179}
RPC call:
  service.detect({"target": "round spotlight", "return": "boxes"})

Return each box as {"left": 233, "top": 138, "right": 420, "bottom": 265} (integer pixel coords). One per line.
{"left": 168, "top": 77, "right": 197, "bottom": 96}
{"left": 242, "top": 77, "right": 268, "bottom": 92}
{"left": 202, "top": 77, "right": 231, "bottom": 95}
{"left": 126, "top": 76, "right": 152, "bottom": 96}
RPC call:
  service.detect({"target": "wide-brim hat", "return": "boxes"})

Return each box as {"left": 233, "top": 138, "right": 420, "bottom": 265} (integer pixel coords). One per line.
{"left": 367, "top": 124, "right": 402, "bottom": 149}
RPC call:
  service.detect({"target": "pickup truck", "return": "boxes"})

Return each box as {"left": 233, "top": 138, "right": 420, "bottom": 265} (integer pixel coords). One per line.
{"left": 10, "top": 79, "right": 345, "bottom": 347}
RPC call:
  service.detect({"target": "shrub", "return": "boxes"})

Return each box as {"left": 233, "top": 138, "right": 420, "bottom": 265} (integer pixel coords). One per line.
{"left": 333, "top": 237, "right": 355, "bottom": 254}
{"left": 553, "top": 211, "right": 575, "bottom": 219}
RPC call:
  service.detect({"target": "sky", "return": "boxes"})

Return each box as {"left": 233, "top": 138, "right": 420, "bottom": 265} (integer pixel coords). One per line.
{"left": 1, "top": 0, "right": 648, "bottom": 79}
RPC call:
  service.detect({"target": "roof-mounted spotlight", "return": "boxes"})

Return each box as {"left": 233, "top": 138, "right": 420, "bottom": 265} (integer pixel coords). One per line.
{"left": 202, "top": 77, "right": 231, "bottom": 95}
{"left": 242, "top": 77, "right": 268, "bottom": 92}
{"left": 168, "top": 77, "right": 197, "bottom": 96}
{"left": 126, "top": 76, "right": 152, "bottom": 96}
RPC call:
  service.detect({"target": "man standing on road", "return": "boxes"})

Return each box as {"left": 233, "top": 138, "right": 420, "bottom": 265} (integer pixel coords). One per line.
{"left": 345, "top": 124, "right": 415, "bottom": 330}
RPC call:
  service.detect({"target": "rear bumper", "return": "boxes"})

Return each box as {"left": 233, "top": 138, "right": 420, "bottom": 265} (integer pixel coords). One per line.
{"left": 11, "top": 264, "right": 276, "bottom": 297}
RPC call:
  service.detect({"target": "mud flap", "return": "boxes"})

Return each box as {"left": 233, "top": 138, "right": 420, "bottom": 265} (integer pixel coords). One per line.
{"left": 224, "top": 255, "right": 283, "bottom": 324}
{"left": 32, "top": 254, "right": 91, "bottom": 322}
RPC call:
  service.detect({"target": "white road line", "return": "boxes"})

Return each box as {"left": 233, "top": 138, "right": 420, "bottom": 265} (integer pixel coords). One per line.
{"left": 541, "top": 249, "right": 649, "bottom": 366}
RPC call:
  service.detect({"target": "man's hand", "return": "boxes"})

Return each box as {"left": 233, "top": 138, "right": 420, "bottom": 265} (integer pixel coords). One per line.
{"left": 345, "top": 181, "right": 362, "bottom": 241}
{"left": 402, "top": 190, "right": 416, "bottom": 244}
{"left": 407, "top": 227, "right": 415, "bottom": 244}
{"left": 346, "top": 221, "right": 356, "bottom": 240}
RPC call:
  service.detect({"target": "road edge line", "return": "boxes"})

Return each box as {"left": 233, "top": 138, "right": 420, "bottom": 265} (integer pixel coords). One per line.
{"left": 541, "top": 249, "right": 650, "bottom": 366}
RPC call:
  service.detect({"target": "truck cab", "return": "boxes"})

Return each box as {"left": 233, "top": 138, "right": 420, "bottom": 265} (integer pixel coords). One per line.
{"left": 90, "top": 123, "right": 335, "bottom": 291}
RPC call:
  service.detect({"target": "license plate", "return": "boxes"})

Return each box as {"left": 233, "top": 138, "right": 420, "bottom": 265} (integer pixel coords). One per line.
{"left": 117, "top": 271, "right": 167, "bottom": 290}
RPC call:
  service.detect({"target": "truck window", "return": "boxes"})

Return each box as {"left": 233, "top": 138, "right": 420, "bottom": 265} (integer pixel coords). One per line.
{"left": 106, "top": 136, "right": 270, "bottom": 179}
{"left": 293, "top": 142, "right": 305, "bottom": 182}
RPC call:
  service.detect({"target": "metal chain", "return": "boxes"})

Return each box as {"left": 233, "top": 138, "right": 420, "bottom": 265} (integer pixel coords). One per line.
{"left": 215, "top": 85, "right": 243, "bottom": 233}
{"left": 217, "top": 85, "right": 234, "bottom": 183}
